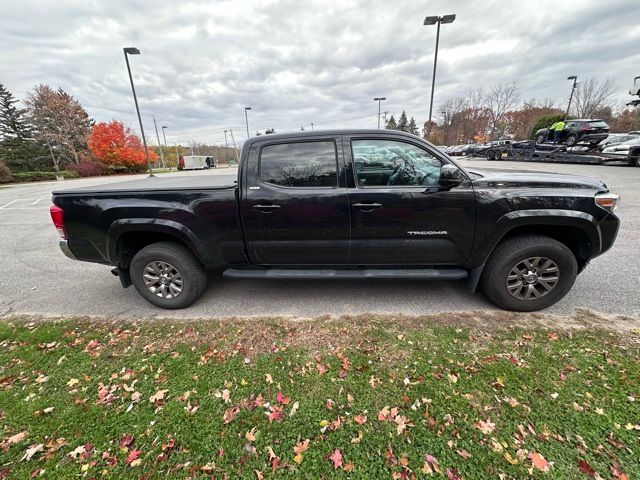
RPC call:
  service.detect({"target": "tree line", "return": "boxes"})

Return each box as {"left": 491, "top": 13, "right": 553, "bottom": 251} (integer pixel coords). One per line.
{"left": 423, "top": 78, "right": 640, "bottom": 145}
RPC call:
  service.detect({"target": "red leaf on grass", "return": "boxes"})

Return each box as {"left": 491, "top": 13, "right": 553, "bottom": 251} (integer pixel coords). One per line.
{"left": 125, "top": 449, "right": 140, "bottom": 465}
{"left": 578, "top": 459, "right": 597, "bottom": 477}
{"left": 329, "top": 449, "right": 343, "bottom": 469}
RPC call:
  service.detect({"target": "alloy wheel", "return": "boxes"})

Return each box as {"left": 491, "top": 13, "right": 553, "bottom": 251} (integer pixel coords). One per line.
{"left": 143, "top": 261, "right": 183, "bottom": 299}
{"left": 506, "top": 256, "right": 559, "bottom": 300}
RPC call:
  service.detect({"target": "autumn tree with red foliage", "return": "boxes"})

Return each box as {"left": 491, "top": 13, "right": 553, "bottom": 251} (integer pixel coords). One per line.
{"left": 88, "top": 121, "right": 156, "bottom": 171}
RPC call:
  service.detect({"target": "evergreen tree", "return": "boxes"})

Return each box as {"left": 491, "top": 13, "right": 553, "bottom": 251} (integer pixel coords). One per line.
{"left": 408, "top": 117, "right": 419, "bottom": 135}
{"left": 385, "top": 115, "right": 397, "bottom": 130}
{"left": 397, "top": 111, "right": 409, "bottom": 132}
{"left": 0, "top": 83, "right": 32, "bottom": 140}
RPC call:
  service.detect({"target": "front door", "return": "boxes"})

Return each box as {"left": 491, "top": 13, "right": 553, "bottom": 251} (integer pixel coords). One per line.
{"left": 242, "top": 137, "right": 350, "bottom": 265}
{"left": 345, "top": 135, "right": 476, "bottom": 265}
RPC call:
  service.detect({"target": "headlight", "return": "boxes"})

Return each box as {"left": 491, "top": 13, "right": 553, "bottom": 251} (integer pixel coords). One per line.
{"left": 595, "top": 193, "right": 620, "bottom": 212}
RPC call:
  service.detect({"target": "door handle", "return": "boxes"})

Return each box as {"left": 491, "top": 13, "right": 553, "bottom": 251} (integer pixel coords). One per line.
{"left": 254, "top": 204, "right": 281, "bottom": 213}
{"left": 352, "top": 202, "right": 382, "bottom": 211}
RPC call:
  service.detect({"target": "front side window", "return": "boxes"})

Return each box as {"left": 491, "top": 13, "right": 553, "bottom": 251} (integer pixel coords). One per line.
{"left": 259, "top": 141, "right": 337, "bottom": 187}
{"left": 351, "top": 139, "right": 443, "bottom": 187}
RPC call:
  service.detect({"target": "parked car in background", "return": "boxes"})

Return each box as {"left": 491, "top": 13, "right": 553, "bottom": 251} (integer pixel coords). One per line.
{"left": 178, "top": 156, "right": 216, "bottom": 170}
{"left": 602, "top": 136, "right": 640, "bottom": 166}
{"left": 598, "top": 133, "right": 639, "bottom": 149}
{"left": 534, "top": 119, "right": 609, "bottom": 147}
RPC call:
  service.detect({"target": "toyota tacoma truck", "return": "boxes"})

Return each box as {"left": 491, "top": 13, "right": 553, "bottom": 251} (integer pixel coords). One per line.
{"left": 50, "top": 130, "right": 620, "bottom": 311}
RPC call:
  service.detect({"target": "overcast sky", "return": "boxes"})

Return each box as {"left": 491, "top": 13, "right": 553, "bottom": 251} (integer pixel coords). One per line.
{"left": 1, "top": 0, "right": 639, "bottom": 145}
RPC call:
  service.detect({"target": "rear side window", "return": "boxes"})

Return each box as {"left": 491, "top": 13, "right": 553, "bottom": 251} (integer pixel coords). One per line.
{"left": 259, "top": 141, "right": 338, "bottom": 187}
{"left": 588, "top": 121, "right": 608, "bottom": 128}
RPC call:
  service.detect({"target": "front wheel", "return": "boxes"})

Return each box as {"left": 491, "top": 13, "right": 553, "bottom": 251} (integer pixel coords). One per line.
{"left": 535, "top": 133, "right": 546, "bottom": 144}
{"left": 565, "top": 134, "right": 578, "bottom": 147}
{"left": 480, "top": 235, "right": 577, "bottom": 311}
{"left": 130, "top": 241, "right": 207, "bottom": 309}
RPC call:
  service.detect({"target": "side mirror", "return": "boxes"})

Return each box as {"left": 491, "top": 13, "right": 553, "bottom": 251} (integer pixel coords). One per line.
{"left": 438, "top": 164, "right": 463, "bottom": 187}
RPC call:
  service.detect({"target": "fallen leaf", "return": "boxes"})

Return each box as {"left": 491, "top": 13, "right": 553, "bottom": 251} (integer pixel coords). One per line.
{"left": 473, "top": 419, "right": 496, "bottom": 435}
{"left": 149, "top": 389, "right": 168, "bottom": 404}
{"left": 354, "top": 414, "right": 367, "bottom": 425}
{"left": 529, "top": 452, "right": 550, "bottom": 472}
{"left": 5, "top": 431, "right": 28, "bottom": 445}
{"left": 125, "top": 449, "right": 141, "bottom": 466}
{"left": 329, "top": 448, "right": 343, "bottom": 469}
{"left": 21, "top": 444, "right": 43, "bottom": 461}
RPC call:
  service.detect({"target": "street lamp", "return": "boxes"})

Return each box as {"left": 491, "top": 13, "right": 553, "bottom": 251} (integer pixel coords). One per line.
{"left": 565, "top": 75, "right": 578, "bottom": 120}
{"left": 374, "top": 97, "right": 387, "bottom": 129}
{"left": 161, "top": 125, "right": 169, "bottom": 168}
{"left": 423, "top": 14, "right": 456, "bottom": 138}
{"left": 244, "top": 107, "right": 252, "bottom": 138}
{"left": 123, "top": 47, "right": 154, "bottom": 177}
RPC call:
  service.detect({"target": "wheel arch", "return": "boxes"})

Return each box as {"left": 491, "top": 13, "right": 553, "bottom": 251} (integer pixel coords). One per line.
{"left": 107, "top": 219, "right": 208, "bottom": 270}
{"left": 467, "top": 210, "right": 600, "bottom": 291}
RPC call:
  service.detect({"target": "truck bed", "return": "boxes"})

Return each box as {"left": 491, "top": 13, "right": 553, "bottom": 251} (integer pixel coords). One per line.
{"left": 53, "top": 173, "right": 237, "bottom": 195}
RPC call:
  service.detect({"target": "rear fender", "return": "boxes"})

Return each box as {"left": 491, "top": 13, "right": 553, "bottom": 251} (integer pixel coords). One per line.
{"left": 106, "top": 219, "right": 208, "bottom": 265}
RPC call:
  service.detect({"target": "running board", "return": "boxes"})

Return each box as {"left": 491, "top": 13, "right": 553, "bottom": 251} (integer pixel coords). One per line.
{"left": 223, "top": 267, "right": 468, "bottom": 280}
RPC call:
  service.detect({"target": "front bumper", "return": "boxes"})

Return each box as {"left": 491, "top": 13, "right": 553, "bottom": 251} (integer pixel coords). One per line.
{"left": 59, "top": 240, "right": 79, "bottom": 261}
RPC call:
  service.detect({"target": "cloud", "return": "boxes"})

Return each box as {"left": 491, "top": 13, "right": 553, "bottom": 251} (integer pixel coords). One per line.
{"left": 1, "top": 0, "right": 639, "bottom": 144}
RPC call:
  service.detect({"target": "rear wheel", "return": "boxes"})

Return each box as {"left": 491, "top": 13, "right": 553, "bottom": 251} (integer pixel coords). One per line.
{"left": 130, "top": 241, "right": 207, "bottom": 309}
{"left": 535, "top": 133, "right": 546, "bottom": 144}
{"left": 480, "top": 235, "right": 577, "bottom": 311}
{"left": 566, "top": 134, "right": 578, "bottom": 147}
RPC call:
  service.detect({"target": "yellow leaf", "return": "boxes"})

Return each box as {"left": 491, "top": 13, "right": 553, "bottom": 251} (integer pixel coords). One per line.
{"left": 293, "top": 453, "right": 303, "bottom": 464}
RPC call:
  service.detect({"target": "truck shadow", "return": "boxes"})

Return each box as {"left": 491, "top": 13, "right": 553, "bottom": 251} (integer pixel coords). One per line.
{"left": 200, "top": 275, "right": 495, "bottom": 317}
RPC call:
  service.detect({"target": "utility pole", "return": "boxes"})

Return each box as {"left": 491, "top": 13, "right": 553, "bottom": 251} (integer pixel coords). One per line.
{"left": 229, "top": 129, "right": 240, "bottom": 163}
{"left": 244, "top": 107, "right": 252, "bottom": 138}
{"left": 153, "top": 116, "right": 165, "bottom": 168}
{"left": 311, "top": 122, "right": 314, "bottom": 131}
{"left": 565, "top": 75, "right": 578, "bottom": 120}
{"left": 423, "top": 14, "right": 456, "bottom": 137}
{"left": 123, "top": 47, "right": 154, "bottom": 177}
{"left": 374, "top": 97, "right": 386, "bottom": 129}
{"left": 161, "top": 126, "right": 169, "bottom": 169}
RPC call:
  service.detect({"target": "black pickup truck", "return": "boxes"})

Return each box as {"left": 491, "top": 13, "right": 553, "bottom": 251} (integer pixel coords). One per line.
{"left": 51, "top": 130, "right": 620, "bottom": 311}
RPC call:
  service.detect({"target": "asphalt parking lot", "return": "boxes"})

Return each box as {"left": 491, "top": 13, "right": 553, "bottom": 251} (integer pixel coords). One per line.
{"left": 0, "top": 159, "right": 638, "bottom": 319}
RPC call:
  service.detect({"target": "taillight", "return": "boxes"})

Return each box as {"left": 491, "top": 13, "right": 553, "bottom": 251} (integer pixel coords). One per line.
{"left": 50, "top": 204, "right": 66, "bottom": 238}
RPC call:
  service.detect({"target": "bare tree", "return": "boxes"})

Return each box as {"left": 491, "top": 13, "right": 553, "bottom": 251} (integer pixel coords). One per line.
{"left": 572, "top": 78, "right": 617, "bottom": 118}
{"left": 25, "top": 85, "right": 92, "bottom": 166}
{"left": 485, "top": 81, "right": 520, "bottom": 140}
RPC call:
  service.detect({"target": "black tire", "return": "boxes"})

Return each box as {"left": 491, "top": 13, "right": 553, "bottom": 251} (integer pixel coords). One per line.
{"left": 566, "top": 134, "right": 578, "bottom": 147}
{"left": 535, "top": 133, "right": 546, "bottom": 144}
{"left": 130, "top": 241, "right": 207, "bottom": 309}
{"left": 480, "top": 235, "right": 577, "bottom": 312}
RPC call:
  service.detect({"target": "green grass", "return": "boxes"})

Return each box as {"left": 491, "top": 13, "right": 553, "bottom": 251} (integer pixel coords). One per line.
{"left": 0, "top": 316, "right": 638, "bottom": 479}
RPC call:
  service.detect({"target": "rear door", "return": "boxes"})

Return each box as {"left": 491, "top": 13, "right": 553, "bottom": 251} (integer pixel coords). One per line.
{"left": 242, "top": 136, "right": 350, "bottom": 265}
{"left": 344, "top": 134, "right": 476, "bottom": 265}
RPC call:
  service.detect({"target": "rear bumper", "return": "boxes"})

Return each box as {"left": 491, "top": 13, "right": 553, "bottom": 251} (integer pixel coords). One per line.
{"left": 59, "top": 240, "right": 79, "bottom": 261}
{"left": 581, "top": 133, "right": 608, "bottom": 143}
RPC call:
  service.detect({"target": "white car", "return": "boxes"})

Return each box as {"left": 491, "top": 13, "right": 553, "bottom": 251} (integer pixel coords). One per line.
{"left": 602, "top": 136, "right": 640, "bottom": 167}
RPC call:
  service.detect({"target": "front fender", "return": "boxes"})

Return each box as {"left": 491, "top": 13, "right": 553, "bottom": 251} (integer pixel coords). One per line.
{"left": 470, "top": 209, "right": 601, "bottom": 268}
{"left": 106, "top": 218, "right": 209, "bottom": 265}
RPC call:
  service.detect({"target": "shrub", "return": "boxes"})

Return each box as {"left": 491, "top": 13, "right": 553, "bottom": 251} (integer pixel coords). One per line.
{"left": 0, "top": 160, "right": 13, "bottom": 183}
{"left": 67, "top": 158, "right": 106, "bottom": 177}
{"left": 11, "top": 170, "right": 79, "bottom": 183}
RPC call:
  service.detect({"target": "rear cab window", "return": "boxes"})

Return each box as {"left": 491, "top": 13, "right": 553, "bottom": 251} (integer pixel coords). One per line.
{"left": 259, "top": 141, "right": 338, "bottom": 187}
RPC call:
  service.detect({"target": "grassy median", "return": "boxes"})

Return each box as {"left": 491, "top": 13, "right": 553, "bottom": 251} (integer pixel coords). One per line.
{"left": 0, "top": 314, "right": 638, "bottom": 479}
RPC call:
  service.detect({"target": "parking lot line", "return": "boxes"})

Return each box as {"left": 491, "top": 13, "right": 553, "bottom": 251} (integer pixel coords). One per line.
{"left": 0, "top": 199, "right": 18, "bottom": 209}
{"left": 32, "top": 199, "right": 42, "bottom": 205}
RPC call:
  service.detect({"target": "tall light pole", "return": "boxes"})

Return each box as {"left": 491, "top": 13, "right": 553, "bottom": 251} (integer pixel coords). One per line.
{"left": 161, "top": 125, "right": 169, "bottom": 168}
{"left": 152, "top": 116, "right": 165, "bottom": 169}
{"left": 244, "top": 107, "right": 252, "bottom": 138}
{"left": 311, "top": 122, "right": 314, "bottom": 131}
{"left": 374, "top": 97, "right": 387, "bottom": 129}
{"left": 565, "top": 75, "right": 578, "bottom": 120}
{"left": 423, "top": 14, "right": 456, "bottom": 138}
{"left": 123, "top": 47, "right": 154, "bottom": 177}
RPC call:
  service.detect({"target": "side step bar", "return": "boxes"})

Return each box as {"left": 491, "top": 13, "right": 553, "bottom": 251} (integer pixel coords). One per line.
{"left": 223, "top": 268, "right": 468, "bottom": 280}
